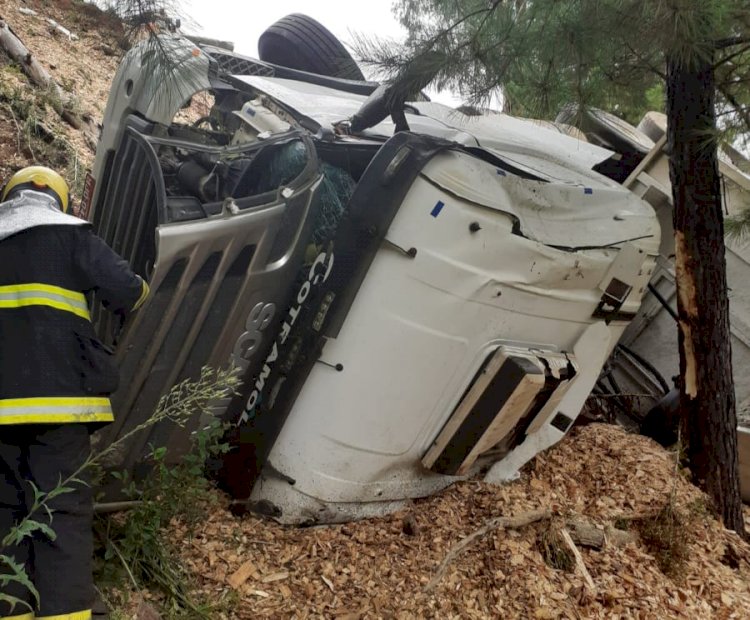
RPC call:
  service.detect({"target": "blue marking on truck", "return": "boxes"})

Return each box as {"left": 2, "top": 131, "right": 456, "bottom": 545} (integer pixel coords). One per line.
{"left": 431, "top": 201, "right": 445, "bottom": 217}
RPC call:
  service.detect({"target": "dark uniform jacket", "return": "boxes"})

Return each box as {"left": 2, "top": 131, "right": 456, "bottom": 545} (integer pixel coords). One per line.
{"left": 0, "top": 193, "right": 148, "bottom": 425}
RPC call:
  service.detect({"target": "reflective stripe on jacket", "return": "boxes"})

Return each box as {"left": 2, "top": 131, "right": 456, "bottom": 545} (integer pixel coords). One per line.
{"left": 0, "top": 283, "right": 91, "bottom": 319}
{"left": 0, "top": 396, "right": 112, "bottom": 425}
{"left": 0, "top": 196, "right": 148, "bottom": 425}
{"left": 35, "top": 609, "right": 93, "bottom": 620}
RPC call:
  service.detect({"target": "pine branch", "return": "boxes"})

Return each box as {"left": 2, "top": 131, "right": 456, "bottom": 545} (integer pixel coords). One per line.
{"left": 715, "top": 35, "right": 750, "bottom": 50}
{"left": 423, "top": 0, "right": 505, "bottom": 51}
{"left": 714, "top": 43, "right": 750, "bottom": 69}
{"left": 725, "top": 207, "right": 750, "bottom": 241}
{"left": 716, "top": 81, "right": 750, "bottom": 133}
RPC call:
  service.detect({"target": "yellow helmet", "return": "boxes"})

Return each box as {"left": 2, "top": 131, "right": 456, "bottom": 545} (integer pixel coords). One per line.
{"left": 1, "top": 166, "right": 70, "bottom": 212}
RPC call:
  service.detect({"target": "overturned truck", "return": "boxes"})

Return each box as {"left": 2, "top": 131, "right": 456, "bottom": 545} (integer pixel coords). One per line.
{"left": 83, "top": 23, "right": 661, "bottom": 524}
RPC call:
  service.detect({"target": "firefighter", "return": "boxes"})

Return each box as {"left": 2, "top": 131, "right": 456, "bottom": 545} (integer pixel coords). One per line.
{"left": 0, "top": 166, "right": 149, "bottom": 620}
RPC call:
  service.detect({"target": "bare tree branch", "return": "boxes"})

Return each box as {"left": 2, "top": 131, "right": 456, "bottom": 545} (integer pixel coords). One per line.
{"left": 715, "top": 35, "right": 750, "bottom": 50}
{"left": 425, "top": 508, "right": 551, "bottom": 592}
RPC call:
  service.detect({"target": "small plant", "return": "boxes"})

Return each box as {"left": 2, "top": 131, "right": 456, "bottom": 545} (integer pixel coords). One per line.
{"left": 632, "top": 430, "right": 691, "bottom": 578}
{"left": 95, "top": 368, "right": 240, "bottom": 617}
{"left": 0, "top": 553, "right": 37, "bottom": 615}
{"left": 613, "top": 516, "right": 630, "bottom": 531}
{"left": 633, "top": 503, "right": 689, "bottom": 578}
{"left": 0, "top": 79, "right": 86, "bottom": 199}
{"left": 59, "top": 76, "right": 76, "bottom": 93}
{"left": 96, "top": 417, "right": 231, "bottom": 616}
{"left": 686, "top": 496, "right": 715, "bottom": 519}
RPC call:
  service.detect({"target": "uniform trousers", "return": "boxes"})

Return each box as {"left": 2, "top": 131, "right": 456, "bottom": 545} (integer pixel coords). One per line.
{"left": 0, "top": 424, "right": 93, "bottom": 619}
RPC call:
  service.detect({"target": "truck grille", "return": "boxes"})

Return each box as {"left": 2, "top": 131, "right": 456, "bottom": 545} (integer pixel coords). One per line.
{"left": 90, "top": 118, "right": 324, "bottom": 479}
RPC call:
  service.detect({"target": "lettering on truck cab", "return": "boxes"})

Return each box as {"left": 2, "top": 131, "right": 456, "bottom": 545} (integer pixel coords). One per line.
{"left": 239, "top": 250, "right": 335, "bottom": 424}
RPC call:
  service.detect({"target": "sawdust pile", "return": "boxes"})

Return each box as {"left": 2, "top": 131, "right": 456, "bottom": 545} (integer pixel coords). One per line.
{"left": 171, "top": 424, "right": 750, "bottom": 619}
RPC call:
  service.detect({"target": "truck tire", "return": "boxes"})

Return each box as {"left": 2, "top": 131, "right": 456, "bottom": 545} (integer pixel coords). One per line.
{"left": 556, "top": 104, "right": 653, "bottom": 156}
{"left": 557, "top": 105, "right": 654, "bottom": 183}
{"left": 258, "top": 14, "right": 365, "bottom": 81}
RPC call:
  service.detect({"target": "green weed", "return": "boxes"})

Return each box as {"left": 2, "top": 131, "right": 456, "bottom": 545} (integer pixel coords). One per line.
{"left": 633, "top": 503, "right": 689, "bottom": 578}
{"left": 0, "top": 366, "right": 239, "bottom": 618}
{"left": 95, "top": 370, "right": 239, "bottom": 618}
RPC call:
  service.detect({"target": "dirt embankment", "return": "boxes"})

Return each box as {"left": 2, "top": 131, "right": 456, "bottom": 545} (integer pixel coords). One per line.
{"left": 0, "top": 0, "right": 123, "bottom": 193}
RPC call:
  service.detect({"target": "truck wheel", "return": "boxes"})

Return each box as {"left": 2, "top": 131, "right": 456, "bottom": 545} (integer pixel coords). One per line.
{"left": 556, "top": 105, "right": 655, "bottom": 182}
{"left": 555, "top": 104, "right": 653, "bottom": 156}
{"left": 258, "top": 14, "right": 365, "bottom": 81}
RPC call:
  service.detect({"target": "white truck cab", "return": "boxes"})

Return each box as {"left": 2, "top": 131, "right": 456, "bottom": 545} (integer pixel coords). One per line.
{"left": 86, "top": 25, "right": 660, "bottom": 523}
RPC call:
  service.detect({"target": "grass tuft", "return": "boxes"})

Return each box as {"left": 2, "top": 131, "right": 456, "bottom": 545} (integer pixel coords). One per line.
{"left": 633, "top": 503, "right": 689, "bottom": 578}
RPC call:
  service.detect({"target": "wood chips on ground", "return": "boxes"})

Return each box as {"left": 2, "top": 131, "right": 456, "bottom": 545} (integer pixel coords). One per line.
{"left": 167, "top": 424, "right": 750, "bottom": 619}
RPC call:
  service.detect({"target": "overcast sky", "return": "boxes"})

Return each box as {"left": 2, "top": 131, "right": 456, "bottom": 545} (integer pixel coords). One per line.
{"left": 182, "top": 0, "right": 463, "bottom": 106}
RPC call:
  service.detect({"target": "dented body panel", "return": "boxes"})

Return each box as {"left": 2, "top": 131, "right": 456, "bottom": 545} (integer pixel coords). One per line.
{"left": 248, "top": 150, "right": 654, "bottom": 522}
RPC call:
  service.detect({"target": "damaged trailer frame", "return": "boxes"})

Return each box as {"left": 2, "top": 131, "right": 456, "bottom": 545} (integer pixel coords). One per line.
{"left": 575, "top": 109, "right": 750, "bottom": 503}
{"left": 84, "top": 30, "right": 661, "bottom": 524}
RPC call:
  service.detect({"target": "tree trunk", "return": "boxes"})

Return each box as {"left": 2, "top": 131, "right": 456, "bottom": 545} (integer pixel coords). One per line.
{"left": 666, "top": 53, "right": 746, "bottom": 536}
